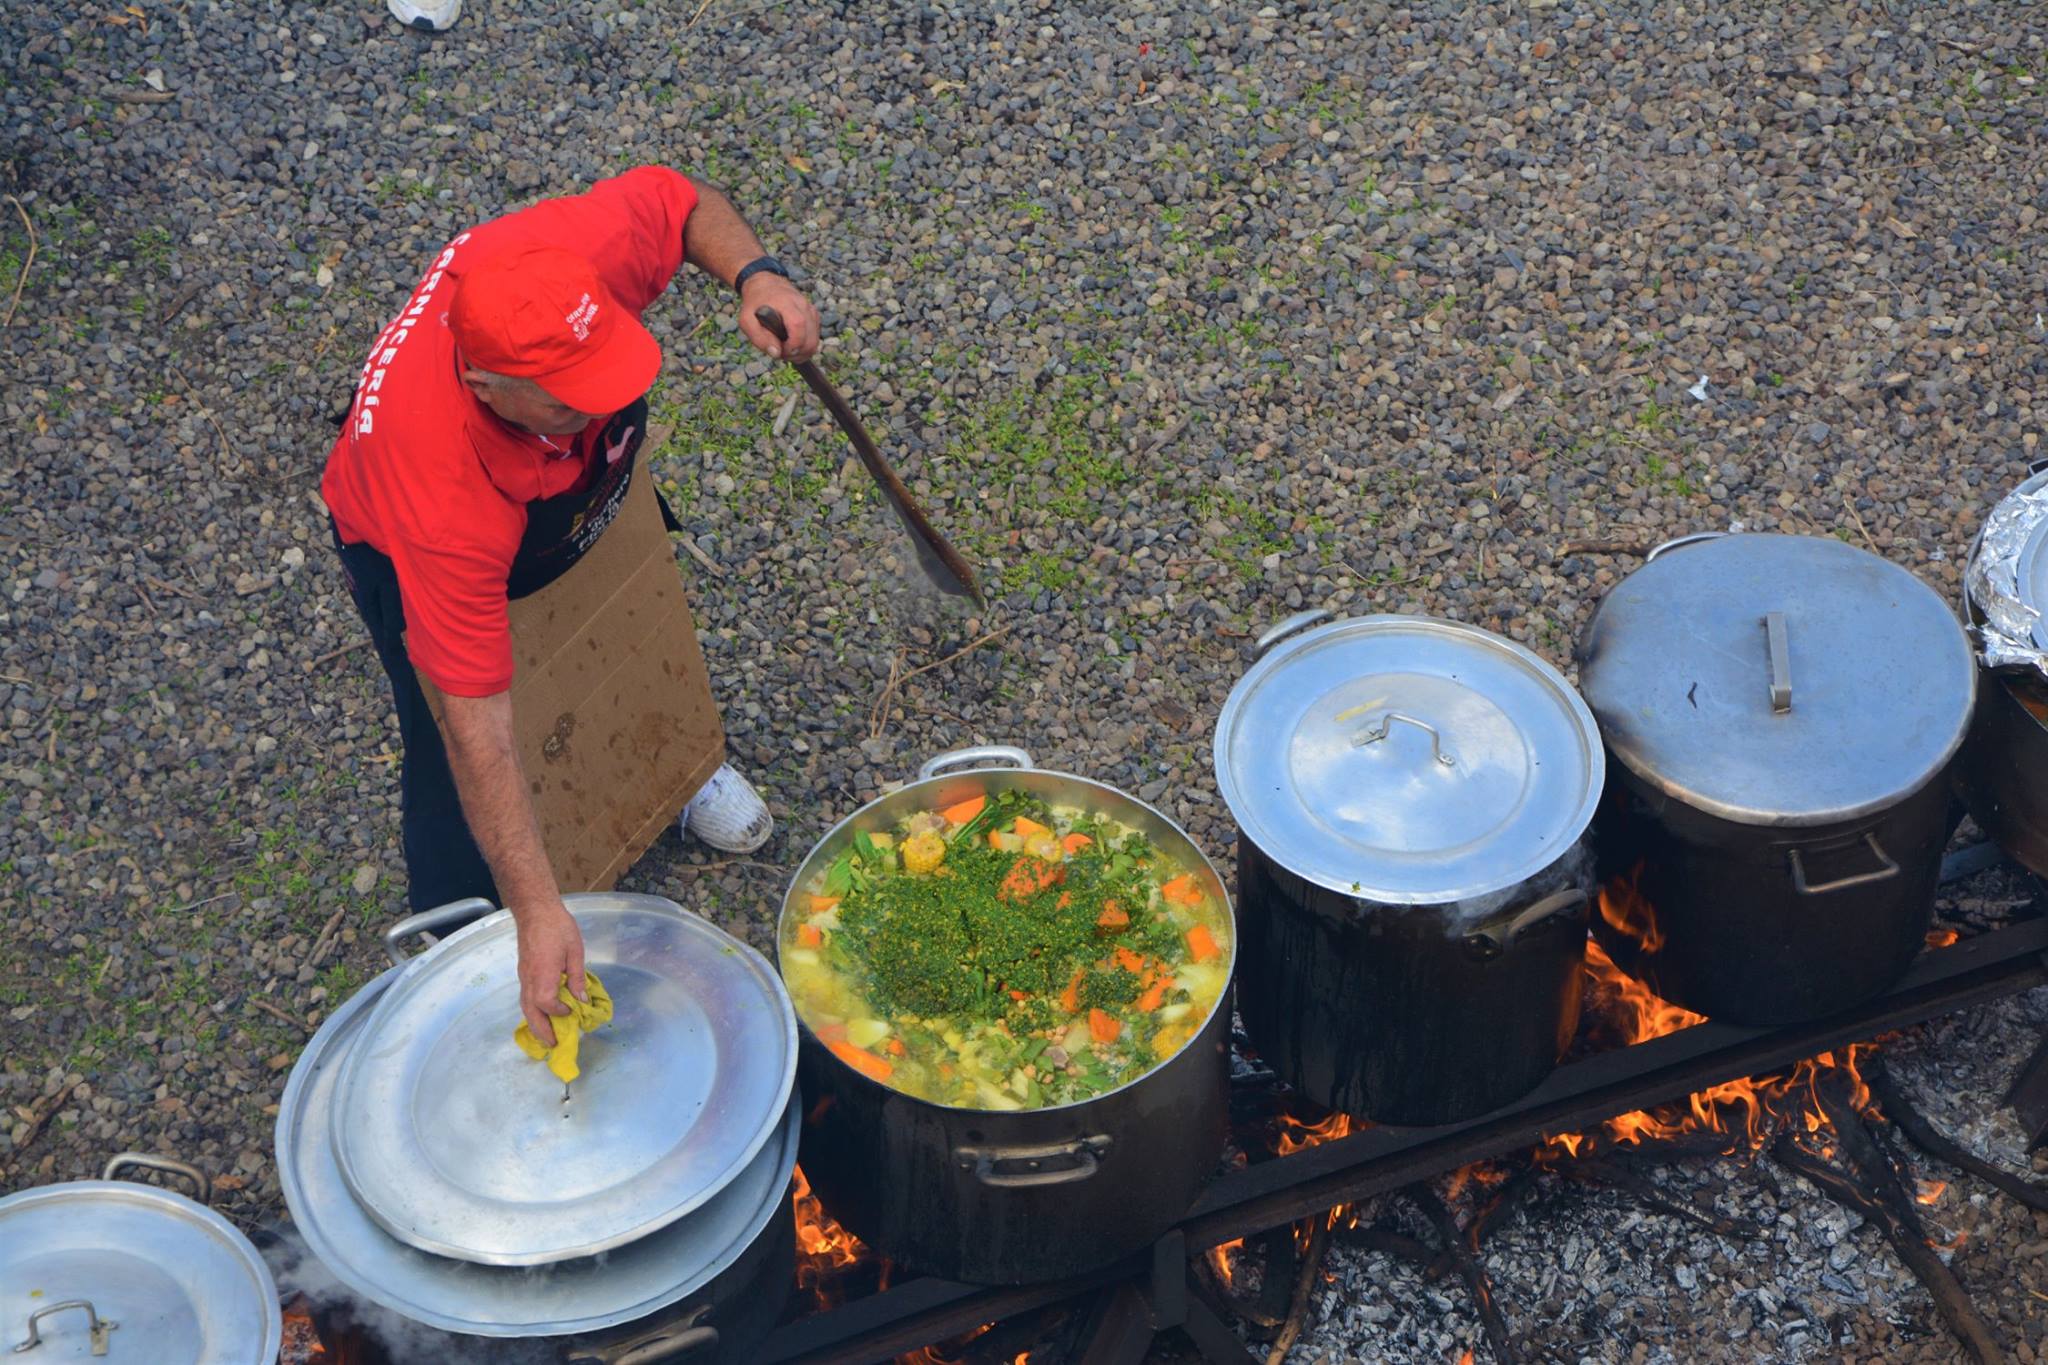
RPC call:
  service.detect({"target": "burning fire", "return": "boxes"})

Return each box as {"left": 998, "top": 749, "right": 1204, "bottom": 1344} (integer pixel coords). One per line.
{"left": 1597, "top": 872, "right": 1664, "bottom": 954}
{"left": 1544, "top": 937, "right": 1882, "bottom": 1159}
{"left": 1917, "top": 1179, "right": 1949, "bottom": 1206}
{"left": 1273, "top": 1108, "right": 1356, "bottom": 1155}
{"left": 1206, "top": 1236, "right": 1246, "bottom": 1288}
{"left": 793, "top": 1165, "right": 872, "bottom": 1308}
{"left": 1926, "top": 927, "right": 1960, "bottom": 949}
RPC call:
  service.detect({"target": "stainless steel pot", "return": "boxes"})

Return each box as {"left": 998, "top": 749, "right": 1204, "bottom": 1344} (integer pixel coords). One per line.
{"left": 0, "top": 1153, "right": 282, "bottom": 1364}
{"left": 777, "top": 745, "right": 1235, "bottom": 1285}
{"left": 1957, "top": 460, "right": 2048, "bottom": 876}
{"left": 1215, "top": 611, "right": 1605, "bottom": 1124}
{"left": 1580, "top": 532, "right": 1977, "bottom": 1024}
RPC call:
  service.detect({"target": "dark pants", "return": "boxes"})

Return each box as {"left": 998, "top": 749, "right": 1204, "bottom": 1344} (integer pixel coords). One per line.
{"left": 333, "top": 528, "right": 498, "bottom": 913}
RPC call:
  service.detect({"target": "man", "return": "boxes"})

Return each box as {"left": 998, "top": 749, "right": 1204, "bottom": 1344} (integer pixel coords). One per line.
{"left": 321, "top": 166, "right": 821, "bottom": 1044}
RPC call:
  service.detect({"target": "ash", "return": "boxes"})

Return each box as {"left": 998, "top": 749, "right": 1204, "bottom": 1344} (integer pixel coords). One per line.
{"left": 1256, "top": 878, "right": 2048, "bottom": 1363}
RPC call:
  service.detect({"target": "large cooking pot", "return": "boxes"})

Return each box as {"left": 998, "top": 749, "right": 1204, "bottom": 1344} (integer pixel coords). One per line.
{"left": 0, "top": 1153, "right": 282, "bottom": 1364}
{"left": 274, "top": 898, "right": 798, "bottom": 1364}
{"left": 778, "top": 745, "right": 1234, "bottom": 1285}
{"left": 1579, "top": 532, "right": 1977, "bottom": 1025}
{"left": 1956, "top": 459, "right": 2048, "bottom": 876}
{"left": 1215, "top": 612, "right": 1605, "bottom": 1126}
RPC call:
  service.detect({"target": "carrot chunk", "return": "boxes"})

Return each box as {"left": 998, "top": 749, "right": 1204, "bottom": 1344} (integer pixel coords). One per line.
{"left": 796, "top": 922, "right": 823, "bottom": 948}
{"left": 1097, "top": 902, "right": 1130, "bottom": 932}
{"left": 1059, "top": 969, "right": 1085, "bottom": 1015}
{"left": 1113, "top": 946, "right": 1146, "bottom": 974}
{"left": 1012, "top": 816, "right": 1052, "bottom": 839}
{"left": 1088, "top": 1008, "right": 1121, "bottom": 1043}
{"left": 1160, "top": 873, "right": 1203, "bottom": 906}
{"left": 1061, "top": 832, "right": 1094, "bottom": 854}
{"left": 1137, "top": 975, "right": 1175, "bottom": 1012}
{"left": 807, "top": 894, "right": 840, "bottom": 914}
{"left": 1186, "top": 924, "right": 1221, "bottom": 962}
{"left": 941, "top": 795, "right": 986, "bottom": 826}
{"left": 829, "top": 1040, "right": 895, "bottom": 1083}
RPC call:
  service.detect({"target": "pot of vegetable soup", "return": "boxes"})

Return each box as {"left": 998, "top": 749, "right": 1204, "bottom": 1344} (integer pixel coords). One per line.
{"left": 777, "top": 745, "right": 1234, "bottom": 1285}
{"left": 1216, "top": 611, "right": 1605, "bottom": 1126}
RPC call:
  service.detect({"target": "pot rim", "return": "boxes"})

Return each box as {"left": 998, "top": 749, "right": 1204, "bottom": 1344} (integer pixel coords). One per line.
{"left": 777, "top": 747, "right": 1235, "bottom": 1116}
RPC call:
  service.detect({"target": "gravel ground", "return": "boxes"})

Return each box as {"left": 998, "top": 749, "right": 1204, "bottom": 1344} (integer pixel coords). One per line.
{"left": 2, "top": 1, "right": 2045, "bottom": 1362}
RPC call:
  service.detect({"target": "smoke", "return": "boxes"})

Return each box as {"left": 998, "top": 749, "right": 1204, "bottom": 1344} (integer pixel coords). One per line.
{"left": 264, "top": 1226, "right": 558, "bottom": 1364}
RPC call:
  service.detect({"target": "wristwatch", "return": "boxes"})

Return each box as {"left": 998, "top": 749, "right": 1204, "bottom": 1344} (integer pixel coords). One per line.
{"left": 733, "top": 255, "right": 791, "bottom": 295}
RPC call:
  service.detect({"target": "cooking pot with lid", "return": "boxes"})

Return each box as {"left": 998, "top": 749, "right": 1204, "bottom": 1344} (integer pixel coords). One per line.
{"left": 1215, "top": 611, "right": 1606, "bottom": 1126}
{"left": 1579, "top": 532, "right": 1976, "bottom": 1024}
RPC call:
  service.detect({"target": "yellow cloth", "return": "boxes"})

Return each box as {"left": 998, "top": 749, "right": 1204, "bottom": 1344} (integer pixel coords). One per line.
{"left": 513, "top": 970, "right": 614, "bottom": 1083}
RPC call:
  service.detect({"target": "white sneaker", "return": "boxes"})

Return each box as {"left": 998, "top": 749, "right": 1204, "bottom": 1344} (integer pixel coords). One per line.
{"left": 682, "top": 763, "right": 774, "bottom": 853}
{"left": 388, "top": 0, "right": 460, "bottom": 32}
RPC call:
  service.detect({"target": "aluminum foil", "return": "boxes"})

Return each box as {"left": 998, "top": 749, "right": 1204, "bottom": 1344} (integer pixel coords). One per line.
{"left": 1966, "top": 477, "right": 2048, "bottom": 678}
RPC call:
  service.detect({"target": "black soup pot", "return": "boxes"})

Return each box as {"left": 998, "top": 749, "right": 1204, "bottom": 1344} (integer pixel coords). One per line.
{"left": 1580, "top": 533, "right": 1977, "bottom": 1026}
{"left": 1216, "top": 612, "right": 1606, "bottom": 1127}
{"left": 779, "top": 746, "right": 1234, "bottom": 1286}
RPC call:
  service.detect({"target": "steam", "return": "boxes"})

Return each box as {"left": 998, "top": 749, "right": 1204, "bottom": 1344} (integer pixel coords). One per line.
{"left": 264, "top": 1227, "right": 558, "bottom": 1364}
{"left": 1434, "top": 837, "right": 1597, "bottom": 932}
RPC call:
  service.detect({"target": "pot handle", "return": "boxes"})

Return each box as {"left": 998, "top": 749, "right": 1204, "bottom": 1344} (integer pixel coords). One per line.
{"left": 12, "top": 1300, "right": 118, "bottom": 1356}
{"left": 1789, "top": 835, "right": 1900, "bottom": 896}
{"left": 1645, "top": 531, "right": 1728, "bottom": 562}
{"left": 101, "top": 1152, "right": 210, "bottom": 1205}
{"left": 1463, "top": 888, "right": 1588, "bottom": 958}
{"left": 955, "top": 1135, "right": 1111, "bottom": 1188}
{"left": 565, "top": 1308, "right": 718, "bottom": 1365}
{"left": 916, "top": 745, "right": 1036, "bottom": 780}
{"left": 1253, "top": 609, "right": 1331, "bottom": 658}
{"left": 381, "top": 897, "right": 498, "bottom": 966}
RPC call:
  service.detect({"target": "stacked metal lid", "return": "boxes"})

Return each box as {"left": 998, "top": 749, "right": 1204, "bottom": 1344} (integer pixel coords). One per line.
{"left": 276, "top": 892, "right": 799, "bottom": 1338}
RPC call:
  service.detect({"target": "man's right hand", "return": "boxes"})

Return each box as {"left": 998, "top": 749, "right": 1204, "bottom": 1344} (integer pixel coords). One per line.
{"left": 516, "top": 900, "right": 588, "bottom": 1047}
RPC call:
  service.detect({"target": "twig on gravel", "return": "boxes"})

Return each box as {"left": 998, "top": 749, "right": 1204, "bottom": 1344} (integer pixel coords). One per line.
{"left": 673, "top": 858, "right": 782, "bottom": 877}
{"left": 686, "top": 0, "right": 717, "bottom": 27}
{"left": 305, "top": 637, "right": 370, "bottom": 670}
{"left": 250, "top": 997, "right": 311, "bottom": 1035}
{"left": 307, "top": 906, "right": 348, "bottom": 969}
{"left": 3, "top": 195, "right": 38, "bottom": 328}
{"left": 1843, "top": 496, "right": 1878, "bottom": 551}
{"left": 7, "top": 1080, "right": 83, "bottom": 1170}
{"left": 165, "top": 890, "right": 234, "bottom": 915}
{"left": 1557, "top": 539, "right": 1650, "bottom": 558}
{"left": 1265, "top": 1213, "right": 1332, "bottom": 1365}
{"left": 868, "top": 624, "right": 1012, "bottom": 739}
{"left": 1870, "top": 1061, "right": 2048, "bottom": 1213}
{"left": 100, "top": 86, "right": 177, "bottom": 104}
{"left": 1409, "top": 1183, "right": 1519, "bottom": 1364}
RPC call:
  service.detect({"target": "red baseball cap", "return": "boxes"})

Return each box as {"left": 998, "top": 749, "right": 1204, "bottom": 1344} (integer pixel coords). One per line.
{"left": 449, "top": 245, "right": 660, "bottom": 414}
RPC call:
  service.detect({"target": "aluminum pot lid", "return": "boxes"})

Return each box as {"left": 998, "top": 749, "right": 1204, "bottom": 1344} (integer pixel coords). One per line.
{"left": 332, "top": 892, "right": 797, "bottom": 1266}
{"left": 1964, "top": 462, "right": 2048, "bottom": 671}
{"left": 1213, "top": 613, "right": 1605, "bottom": 904}
{"left": 0, "top": 1164, "right": 281, "bottom": 1364}
{"left": 278, "top": 967, "right": 799, "bottom": 1338}
{"left": 1580, "top": 533, "right": 1976, "bottom": 826}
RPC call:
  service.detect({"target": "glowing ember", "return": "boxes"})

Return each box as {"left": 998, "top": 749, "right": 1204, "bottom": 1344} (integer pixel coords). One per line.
{"left": 279, "top": 1301, "right": 326, "bottom": 1365}
{"left": 1925, "top": 927, "right": 1960, "bottom": 948}
{"left": 1457, "top": 1350, "right": 1476, "bottom": 1365}
{"left": 793, "top": 1165, "right": 873, "bottom": 1309}
{"left": 1543, "top": 934, "right": 1881, "bottom": 1159}
{"left": 895, "top": 1325, "right": 995, "bottom": 1365}
{"left": 1443, "top": 1159, "right": 1511, "bottom": 1205}
{"left": 1206, "top": 1236, "right": 1246, "bottom": 1288}
{"left": 1917, "top": 1179, "right": 1950, "bottom": 1206}
{"left": 1597, "top": 872, "right": 1665, "bottom": 954}
{"left": 1931, "top": 1230, "right": 1970, "bottom": 1253}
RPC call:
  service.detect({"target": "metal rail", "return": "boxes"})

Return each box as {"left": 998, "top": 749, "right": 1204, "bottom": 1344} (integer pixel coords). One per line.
{"left": 757, "top": 914, "right": 2048, "bottom": 1365}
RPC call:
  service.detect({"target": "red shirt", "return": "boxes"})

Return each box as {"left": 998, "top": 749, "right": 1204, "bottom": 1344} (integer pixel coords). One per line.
{"left": 321, "top": 167, "right": 698, "bottom": 696}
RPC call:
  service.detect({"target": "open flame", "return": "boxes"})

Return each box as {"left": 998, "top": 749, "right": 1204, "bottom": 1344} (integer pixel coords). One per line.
{"left": 1544, "top": 933, "right": 1886, "bottom": 1159}
{"left": 1597, "top": 872, "right": 1665, "bottom": 954}
{"left": 280, "top": 1298, "right": 328, "bottom": 1365}
{"left": 793, "top": 1165, "right": 874, "bottom": 1309}
{"left": 1273, "top": 1108, "right": 1357, "bottom": 1155}
{"left": 1206, "top": 1236, "right": 1246, "bottom": 1288}
{"left": 895, "top": 1326, "right": 995, "bottom": 1365}
{"left": 1917, "top": 1178, "right": 1949, "bottom": 1206}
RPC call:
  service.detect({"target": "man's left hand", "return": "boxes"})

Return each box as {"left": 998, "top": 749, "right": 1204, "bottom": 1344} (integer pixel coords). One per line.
{"left": 738, "top": 275, "right": 821, "bottom": 364}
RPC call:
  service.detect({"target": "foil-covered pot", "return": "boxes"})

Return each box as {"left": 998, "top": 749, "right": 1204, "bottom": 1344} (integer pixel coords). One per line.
{"left": 1965, "top": 460, "right": 2048, "bottom": 678}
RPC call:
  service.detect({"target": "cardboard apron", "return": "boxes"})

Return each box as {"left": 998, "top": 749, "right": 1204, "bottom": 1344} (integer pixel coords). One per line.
{"left": 415, "top": 410, "right": 724, "bottom": 891}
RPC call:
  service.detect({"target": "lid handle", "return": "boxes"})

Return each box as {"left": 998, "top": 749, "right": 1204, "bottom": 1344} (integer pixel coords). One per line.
{"left": 1252, "top": 609, "right": 1331, "bottom": 658}
{"left": 1764, "top": 612, "right": 1793, "bottom": 714}
{"left": 382, "top": 897, "right": 498, "bottom": 966}
{"left": 101, "top": 1152, "right": 209, "bottom": 1204}
{"left": 13, "top": 1300, "right": 118, "bottom": 1356}
{"left": 916, "top": 745, "right": 1036, "bottom": 780}
{"left": 1353, "top": 711, "right": 1456, "bottom": 768}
